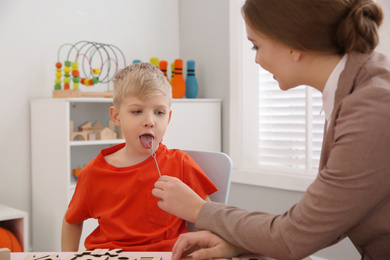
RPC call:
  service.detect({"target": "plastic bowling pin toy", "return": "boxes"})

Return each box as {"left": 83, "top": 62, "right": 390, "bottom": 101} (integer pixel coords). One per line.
{"left": 171, "top": 59, "right": 186, "bottom": 98}
{"left": 170, "top": 62, "right": 175, "bottom": 84}
{"left": 185, "top": 60, "right": 198, "bottom": 98}
{"left": 159, "top": 60, "right": 169, "bottom": 81}
{"left": 150, "top": 57, "right": 159, "bottom": 68}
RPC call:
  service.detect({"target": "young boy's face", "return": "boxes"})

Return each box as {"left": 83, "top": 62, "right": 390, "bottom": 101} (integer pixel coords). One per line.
{"left": 111, "top": 94, "right": 172, "bottom": 156}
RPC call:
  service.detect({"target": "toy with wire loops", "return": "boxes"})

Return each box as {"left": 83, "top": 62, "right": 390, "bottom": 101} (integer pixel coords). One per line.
{"left": 53, "top": 41, "right": 126, "bottom": 98}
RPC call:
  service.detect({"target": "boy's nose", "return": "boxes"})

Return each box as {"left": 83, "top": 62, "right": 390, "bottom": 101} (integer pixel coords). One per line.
{"left": 143, "top": 115, "right": 155, "bottom": 127}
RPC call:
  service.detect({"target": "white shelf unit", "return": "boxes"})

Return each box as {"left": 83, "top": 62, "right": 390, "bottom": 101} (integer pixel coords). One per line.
{"left": 31, "top": 97, "right": 221, "bottom": 251}
{"left": 0, "top": 205, "right": 29, "bottom": 252}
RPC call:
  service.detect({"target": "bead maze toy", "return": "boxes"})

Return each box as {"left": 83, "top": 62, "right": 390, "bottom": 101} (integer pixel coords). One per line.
{"left": 53, "top": 41, "right": 126, "bottom": 98}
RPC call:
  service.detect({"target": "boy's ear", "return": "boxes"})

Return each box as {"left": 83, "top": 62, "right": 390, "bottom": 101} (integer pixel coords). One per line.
{"left": 110, "top": 106, "right": 121, "bottom": 127}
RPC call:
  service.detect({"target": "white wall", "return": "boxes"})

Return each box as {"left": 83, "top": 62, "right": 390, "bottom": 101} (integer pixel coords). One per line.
{"left": 179, "top": 0, "right": 230, "bottom": 152}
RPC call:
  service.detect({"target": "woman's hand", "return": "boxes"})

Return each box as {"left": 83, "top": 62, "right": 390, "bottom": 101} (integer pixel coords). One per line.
{"left": 172, "top": 230, "right": 249, "bottom": 260}
{"left": 152, "top": 175, "right": 206, "bottom": 223}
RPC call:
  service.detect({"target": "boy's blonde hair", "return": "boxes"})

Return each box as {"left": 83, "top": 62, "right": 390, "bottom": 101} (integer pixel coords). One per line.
{"left": 112, "top": 62, "right": 172, "bottom": 107}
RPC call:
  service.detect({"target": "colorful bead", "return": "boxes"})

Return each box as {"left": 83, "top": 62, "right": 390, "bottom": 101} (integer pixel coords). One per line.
{"left": 71, "top": 70, "right": 80, "bottom": 77}
{"left": 55, "top": 78, "right": 61, "bottom": 84}
{"left": 56, "top": 72, "right": 62, "bottom": 79}
{"left": 81, "top": 78, "right": 86, "bottom": 84}
{"left": 92, "top": 68, "right": 100, "bottom": 74}
{"left": 71, "top": 62, "right": 78, "bottom": 68}
{"left": 73, "top": 77, "right": 80, "bottom": 83}
{"left": 63, "top": 77, "right": 70, "bottom": 84}
{"left": 73, "top": 83, "right": 79, "bottom": 89}
{"left": 63, "top": 67, "right": 70, "bottom": 74}
{"left": 55, "top": 62, "right": 62, "bottom": 69}
{"left": 64, "top": 83, "right": 70, "bottom": 89}
{"left": 64, "top": 61, "right": 71, "bottom": 67}
{"left": 92, "top": 77, "right": 99, "bottom": 84}
{"left": 85, "top": 79, "right": 92, "bottom": 86}
{"left": 54, "top": 84, "right": 61, "bottom": 90}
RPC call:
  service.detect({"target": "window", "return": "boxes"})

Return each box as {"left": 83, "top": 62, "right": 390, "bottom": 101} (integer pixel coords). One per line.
{"left": 230, "top": 1, "right": 324, "bottom": 191}
{"left": 242, "top": 66, "right": 325, "bottom": 173}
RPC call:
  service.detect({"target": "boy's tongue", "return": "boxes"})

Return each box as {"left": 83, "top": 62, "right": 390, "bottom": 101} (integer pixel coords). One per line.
{"left": 140, "top": 134, "right": 154, "bottom": 149}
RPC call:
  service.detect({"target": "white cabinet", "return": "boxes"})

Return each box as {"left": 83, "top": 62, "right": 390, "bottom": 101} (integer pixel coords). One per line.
{"left": 31, "top": 97, "right": 221, "bottom": 251}
{"left": 0, "top": 205, "right": 28, "bottom": 252}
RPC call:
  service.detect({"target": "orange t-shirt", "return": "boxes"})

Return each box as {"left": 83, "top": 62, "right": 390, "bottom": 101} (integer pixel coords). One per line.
{"left": 65, "top": 143, "right": 218, "bottom": 251}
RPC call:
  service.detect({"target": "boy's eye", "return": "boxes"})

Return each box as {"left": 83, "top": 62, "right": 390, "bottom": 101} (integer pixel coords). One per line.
{"left": 251, "top": 45, "right": 258, "bottom": 51}
{"left": 156, "top": 110, "right": 165, "bottom": 115}
{"left": 132, "top": 110, "right": 142, "bottom": 114}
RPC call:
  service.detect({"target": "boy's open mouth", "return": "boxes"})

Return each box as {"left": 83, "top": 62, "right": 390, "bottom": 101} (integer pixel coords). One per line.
{"left": 140, "top": 134, "right": 154, "bottom": 149}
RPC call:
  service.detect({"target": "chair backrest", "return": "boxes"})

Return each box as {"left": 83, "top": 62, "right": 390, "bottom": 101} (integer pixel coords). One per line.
{"left": 183, "top": 150, "right": 233, "bottom": 204}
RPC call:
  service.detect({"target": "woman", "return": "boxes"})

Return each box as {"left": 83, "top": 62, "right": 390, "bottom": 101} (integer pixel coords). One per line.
{"left": 153, "top": 0, "right": 390, "bottom": 259}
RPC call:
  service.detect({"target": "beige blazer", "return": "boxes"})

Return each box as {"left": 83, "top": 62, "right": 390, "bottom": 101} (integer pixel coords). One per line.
{"left": 196, "top": 52, "right": 390, "bottom": 260}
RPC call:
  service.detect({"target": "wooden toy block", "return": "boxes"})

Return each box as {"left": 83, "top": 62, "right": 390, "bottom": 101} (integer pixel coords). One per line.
{"left": 92, "top": 121, "right": 104, "bottom": 133}
{"left": 88, "top": 133, "right": 96, "bottom": 140}
{"left": 79, "top": 121, "right": 92, "bottom": 132}
{"left": 70, "top": 131, "right": 89, "bottom": 141}
{"left": 0, "top": 248, "right": 10, "bottom": 260}
{"left": 98, "top": 127, "right": 117, "bottom": 140}
{"left": 80, "top": 91, "right": 114, "bottom": 98}
{"left": 52, "top": 89, "right": 81, "bottom": 98}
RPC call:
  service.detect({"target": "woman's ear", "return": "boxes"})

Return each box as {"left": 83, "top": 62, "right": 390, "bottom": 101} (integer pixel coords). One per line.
{"left": 110, "top": 106, "right": 121, "bottom": 127}
{"left": 290, "top": 49, "right": 303, "bottom": 62}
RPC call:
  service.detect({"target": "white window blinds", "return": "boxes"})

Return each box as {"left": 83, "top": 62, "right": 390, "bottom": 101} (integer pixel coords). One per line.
{"left": 257, "top": 67, "right": 324, "bottom": 172}
{"left": 241, "top": 65, "right": 325, "bottom": 175}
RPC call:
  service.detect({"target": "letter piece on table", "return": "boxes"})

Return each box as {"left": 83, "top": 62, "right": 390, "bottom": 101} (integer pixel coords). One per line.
{"left": 0, "top": 248, "right": 10, "bottom": 260}
{"left": 24, "top": 254, "right": 60, "bottom": 260}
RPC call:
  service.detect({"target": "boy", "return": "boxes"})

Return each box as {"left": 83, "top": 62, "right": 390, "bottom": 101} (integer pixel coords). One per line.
{"left": 61, "top": 62, "right": 217, "bottom": 251}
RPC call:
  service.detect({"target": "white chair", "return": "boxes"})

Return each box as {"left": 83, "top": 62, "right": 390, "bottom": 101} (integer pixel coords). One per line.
{"left": 183, "top": 150, "right": 233, "bottom": 231}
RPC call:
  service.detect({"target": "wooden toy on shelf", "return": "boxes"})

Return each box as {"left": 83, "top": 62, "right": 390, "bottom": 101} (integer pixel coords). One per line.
{"left": 53, "top": 41, "right": 126, "bottom": 98}
{"left": 70, "top": 120, "right": 119, "bottom": 141}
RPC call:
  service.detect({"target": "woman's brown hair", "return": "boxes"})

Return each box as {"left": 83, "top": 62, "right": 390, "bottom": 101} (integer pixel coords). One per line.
{"left": 242, "top": 0, "right": 384, "bottom": 54}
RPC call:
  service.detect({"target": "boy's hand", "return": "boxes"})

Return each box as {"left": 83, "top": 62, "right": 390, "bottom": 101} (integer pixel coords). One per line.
{"left": 171, "top": 230, "right": 248, "bottom": 260}
{"left": 152, "top": 175, "right": 206, "bottom": 223}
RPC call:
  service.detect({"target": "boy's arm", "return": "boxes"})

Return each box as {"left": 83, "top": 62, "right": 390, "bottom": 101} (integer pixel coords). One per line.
{"left": 61, "top": 216, "right": 83, "bottom": 251}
